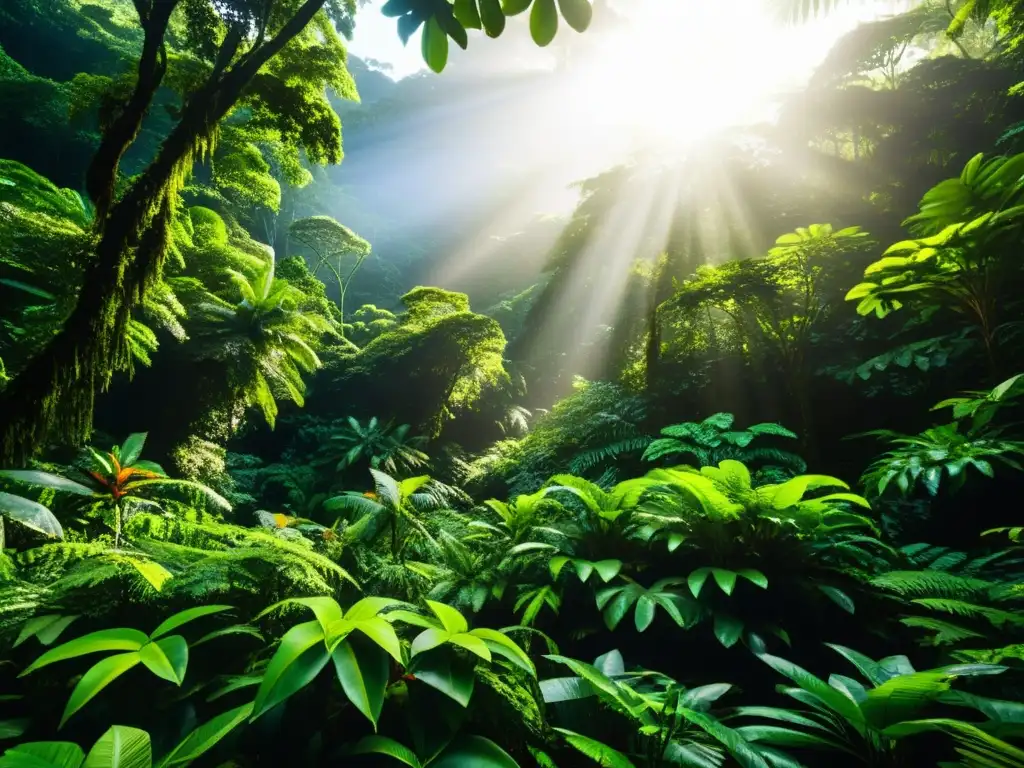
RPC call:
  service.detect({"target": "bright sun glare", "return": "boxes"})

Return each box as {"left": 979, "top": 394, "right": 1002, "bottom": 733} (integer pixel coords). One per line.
{"left": 350, "top": 0, "right": 916, "bottom": 381}
{"left": 563, "top": 0, "right": 913, "bottom": 151}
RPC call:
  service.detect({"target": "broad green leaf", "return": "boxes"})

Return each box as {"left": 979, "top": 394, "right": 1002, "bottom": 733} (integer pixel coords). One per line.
{"left": 479, "top": 0, "right": 507, "bottom": 36}
{"left": 882, "top": 717, "right": 1024, "bottom": 762}
{"left": 150, "top": 605, "right": 232, "bottom": 640}
{"left": 15, "top": 615, "right": 73, "bottom": 648}
{"left": 83, "top": 726, "right": 151, "bottom": 768}
{"left": 124, "top": 559, "right": 171, "bottom": 592}
{"left": 453, "top": 0, "right": 481, "bottom": 29}
{"left": 21, "top": 629, "right": 149, "bottom": 675}
{"left": 593, "top": 559, "right": 622, "bottom": 582}
{"left": 61, "top": 652, "right": 142, "bottom": 727}
{"left": 0, "top": 742, "right": 85, "bottom": 768}
{"left": 425, "top": 601, "right": 468, "bottom": 634}
{"left": 573, "top": 560, "right": 595, "bottom": 582}
{"left": 138, "top": 636, "right": 188, "bottom": 685}
{"left": 0, "top": 471, "right": 94, "bottom": 497}
{"left": 251, "top": 620, "right": 329, "bottom": 720}
{"left": 332, "top": 639, "right": 388, "bottom": 729}
{"left": 530, "top": 0, "right": 558, "bottom": 46}
{"left": 539, "top": 676, "right": 595, "bottom": 703}
{"left": 737, "top": 569, "right": 768, "bottom": 589}
{"left": 119, "top": 434, "right": 147, "bottom": 468}
{"left": 730, "top": 706, "right": 832, "bottom": 731}
{"left": 258, "top": 597, "right": 342, "bottom": 633}
{"left": 346, "top": 736, "right": 422, "bottom": 768}
{"left": 714, "top": 614, "right": 743, "bottom": 648}
{"left": 345, "top": 597, "right": 402, "bottom": 622}
{"left": 634, "top": 595, "right": 656, "bottom": 632}
{"left": 554, "top": 728, "right": 635, "bottom": 767}
{"left": 0, "top": 493, "right": 63, "bottom": 539}
{"left": 677, "top": 709, "right": 770, "bottom": 768}
{"left": 557, "top": 0, "right": 593, "bottom": 32}
{"left": 501, "top": 0, "right": 532, "bottom": 14}
{"left": 353, "top": 617, "right": 403, "bottom": 664}
{"left": 757, "top": 653, "right": 867, "bottom": 735}
{"left": 411, "top": 628, "right": 451, "bottom": 657}
{"left": 381, "top": 0, "right": 414, "bottom": 17}
{"left": 711, "top": 568, "right": 737, "bottom": 596}
{"left": 549, "top": 555, "right": 570, "bottom": 579}
{"left": 408, "top": 649, "right": 475, "bottom": 706}
{"left": 817, "top": 585, "right": 855, "bottom": 614}
{"left": 448, "top": 633, "right": 491, "bottom": 661}
{"left": 157, "top": 703, "right": 253, "bottom": 768}
{"left": 602, "top": 589, "right": 636, "bottom": 631}
{"left": 733, "top": 725, "right": 849, "bottom": 753}
{"left": 772, "top": 475, "right": 848, "bottom": 509}
{"left": 824, "top": 645, "right": 887, "bottom": 686}
{"left": 544, "top": 656, "right": 649, "bottom": 720}
{"left": 421, "top": 16, "right": 448, "bottom": 73}
{"left": 469, "top": 629, "right": 535, "bottom": 675}
{"left": 860, "top": 672, "right": 951, "bottom": 729}
{"left": 432, "top": 735, "right": 520, "bottom": 768}
{"left": 681, "top": 683, "right": 732, "bottom": 711}
{"left": 384, "top": 610, "right": 442, "bottom": 629}
{"left": 688, "top": 568, "right": 711, "bottom": 598}
{"left": 35, "top": 617, "right": 80, "bottom": 647}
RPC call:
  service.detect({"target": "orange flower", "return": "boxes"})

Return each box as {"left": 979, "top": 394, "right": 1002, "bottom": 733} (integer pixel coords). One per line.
{"left": 363, "top": 491, "right": 377, "bottom": 500}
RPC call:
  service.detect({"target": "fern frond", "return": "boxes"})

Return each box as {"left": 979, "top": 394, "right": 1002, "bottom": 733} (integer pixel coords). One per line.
{"left": 569, "top": 437, "right": 652, "bottom": 475}
{"left": 870, "top": 571, "right": 992, "bottom": 598}
{"left": 899, "top": 616, "right": 986, "bottom": 646}
{"left": 910, "top": 598, "right": 1024, "bottom": 627}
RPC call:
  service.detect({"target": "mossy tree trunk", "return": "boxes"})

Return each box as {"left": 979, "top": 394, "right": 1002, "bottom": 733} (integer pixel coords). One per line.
{"left": 0, "top": 0, "right": 329, "bottom": 465}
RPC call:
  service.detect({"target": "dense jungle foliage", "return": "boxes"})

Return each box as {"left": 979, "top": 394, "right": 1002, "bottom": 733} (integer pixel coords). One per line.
{"left": 2, "top": 0, "right": 1024, "bottom": 766}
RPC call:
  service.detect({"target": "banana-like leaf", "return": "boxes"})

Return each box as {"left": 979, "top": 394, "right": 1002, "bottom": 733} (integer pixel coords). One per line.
{"left": 0, "top": 492, "right": 63, "bottom": 539}
{"left": 251, "top": 620, "right": 329, "bottom": 720}
{"left": 21, "top": 629, "right": 149, "bottom": 675}
{"left": 82, "top": 726, "right": 151, "bottom": 768}
{"left": 156, "top": 703, "right": 253, "bottom": 768}
{"left": 332, "top": 638, "right": 388, "bottom": 729}
{"left": 62, "top": 653, "right": 142, "bottom": 727}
